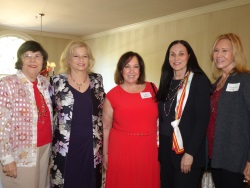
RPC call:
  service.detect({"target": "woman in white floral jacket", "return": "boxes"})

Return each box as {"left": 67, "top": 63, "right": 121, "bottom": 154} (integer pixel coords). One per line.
{"left": 0, "top": 41, "right": 52, "bottom": 188}
{"left": 50, "top": 41, "right": 105, "bottom": 188}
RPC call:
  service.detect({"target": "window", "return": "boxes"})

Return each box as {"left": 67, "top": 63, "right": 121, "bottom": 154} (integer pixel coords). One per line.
{"left": 0, "top": 30, "right": 33, "bottom": 78}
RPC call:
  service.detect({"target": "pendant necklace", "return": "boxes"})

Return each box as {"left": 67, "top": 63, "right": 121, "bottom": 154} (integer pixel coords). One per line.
{"left": 71, "top": 74, "right": 88, "bottom": 90}
{"left": 163, "top": 79, "right": 184, "bottom": 117}
{"left": 164, "top": 91, "right": 178, "bottom": 117}
{"left": 169, "top": 81, "right": 180, "bottom": 92}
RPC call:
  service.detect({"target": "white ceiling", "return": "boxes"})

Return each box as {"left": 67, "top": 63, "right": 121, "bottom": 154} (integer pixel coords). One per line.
{"left": 0, "top": 0, "right": 229, "bottom": 37}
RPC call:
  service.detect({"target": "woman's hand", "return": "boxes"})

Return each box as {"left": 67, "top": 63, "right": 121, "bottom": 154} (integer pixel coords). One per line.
{"left": 181, "top": 153, "right": 193, "bottom": 174}
{"left": 2, "top": 161, "right": 17, "bottom": 178}
{"left": 243, "top": 161, "right": 250, "bottom": 181}
{"left": 103, "top": 154, "right": 108, "bottom": 170}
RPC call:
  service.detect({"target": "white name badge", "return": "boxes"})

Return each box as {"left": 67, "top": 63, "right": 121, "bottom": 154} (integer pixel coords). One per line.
{"left": 226, "top": 83, "right": 240, "bottom": 92}
{"left": 140, "top": 92, "right": 152, "bottom": 99}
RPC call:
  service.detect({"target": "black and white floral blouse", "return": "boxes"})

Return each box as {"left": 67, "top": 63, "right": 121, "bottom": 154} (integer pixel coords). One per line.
{"left": 50, "top": 73, "right": 105, "bottom": 188}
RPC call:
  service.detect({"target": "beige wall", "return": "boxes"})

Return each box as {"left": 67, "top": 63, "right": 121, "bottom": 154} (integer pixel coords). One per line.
{"left": 30, "top": 35, "right": 72, "bottom": 74}
{"left": 83, "top": 3, "right": 250, "bottom": 92}
{"left": 1, "top": 2, "right": 249, "bottom": 91}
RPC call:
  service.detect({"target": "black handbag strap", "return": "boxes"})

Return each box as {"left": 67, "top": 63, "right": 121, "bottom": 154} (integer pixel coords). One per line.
{"left": 150, "top": 82, "right": 157, "bottom": 96}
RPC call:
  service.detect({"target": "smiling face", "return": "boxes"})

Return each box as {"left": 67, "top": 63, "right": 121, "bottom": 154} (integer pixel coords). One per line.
{"left": 68, "top": 47, "right": 89, "bottom": 73}
{"left": 169, "top": 43, "right": 189, "bottom": 76}
{"left": 213, "top": 39, "right": 235, "bottom": 73}
{"left": 21, "top": 51, "right": 43, "bottom": 81}
{"left": 122, "top": 56, "right": 140, "bottom": 85}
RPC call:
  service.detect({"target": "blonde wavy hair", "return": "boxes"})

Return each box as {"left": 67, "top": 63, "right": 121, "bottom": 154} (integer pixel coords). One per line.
{"left": 59, "top": 40, "right": 95, "bottom": 74}
{"left": 211, "top": 33, "right": 248, "bottom": 80}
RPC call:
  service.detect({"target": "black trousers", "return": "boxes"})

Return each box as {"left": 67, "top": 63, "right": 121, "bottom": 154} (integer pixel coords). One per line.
{"left": 211, "top": 168, "right": 246, "bottom": 188}
{"left": 159, "top": 134, "right": 202, "bottom": 188}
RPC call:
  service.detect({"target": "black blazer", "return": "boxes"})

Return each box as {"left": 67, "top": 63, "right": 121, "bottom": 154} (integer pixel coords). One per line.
{"left": 159, "top": 73, "right": 211, "bottom": 169}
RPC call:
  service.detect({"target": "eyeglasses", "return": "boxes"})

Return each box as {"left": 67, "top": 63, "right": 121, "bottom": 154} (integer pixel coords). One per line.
{"left": 22, "top": 54, "right": 43, "bottom": 61}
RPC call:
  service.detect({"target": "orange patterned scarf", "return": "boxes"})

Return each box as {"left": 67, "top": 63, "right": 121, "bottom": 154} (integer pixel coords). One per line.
{"left": 171, "top": 71, "right": 194, "bottom": 154}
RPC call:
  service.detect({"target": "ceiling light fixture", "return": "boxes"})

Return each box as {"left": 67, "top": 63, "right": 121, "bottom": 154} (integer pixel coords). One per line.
{"left": 39, "top": 13, "right": 45, "bottom": 43}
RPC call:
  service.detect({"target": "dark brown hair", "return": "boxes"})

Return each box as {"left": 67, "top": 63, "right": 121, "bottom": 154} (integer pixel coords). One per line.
{"left": 157, "top": 40, "right": 207, "bottom": 102}
{"left": 114, "top": 51, "right": 145, "bottom": 84}
{"left": 15, "top": 40, "right": 48, "bottom": 70}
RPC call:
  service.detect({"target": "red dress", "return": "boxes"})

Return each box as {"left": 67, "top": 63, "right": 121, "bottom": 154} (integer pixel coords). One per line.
{"left": 105, "top": 82, "right": 160, "bottom": 188}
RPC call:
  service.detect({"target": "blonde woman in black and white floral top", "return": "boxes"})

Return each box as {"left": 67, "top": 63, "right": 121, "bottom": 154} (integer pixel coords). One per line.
{"left": 50, "top": 41, "right": 105, "bottom": 188}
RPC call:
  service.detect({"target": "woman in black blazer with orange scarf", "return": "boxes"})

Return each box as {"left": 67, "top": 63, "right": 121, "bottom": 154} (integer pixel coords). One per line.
{"left": 157, "top": 40, "right": 210, "bottom": 188}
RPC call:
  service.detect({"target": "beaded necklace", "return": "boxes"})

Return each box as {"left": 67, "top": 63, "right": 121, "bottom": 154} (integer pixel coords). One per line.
{"left": 37, "top": 92, "right": 47, "bottom": 124}
{"left": 71, "top": 74, "right": 88, "bottom": 90}
{"left": 163, "top": 78, "right": 185, "bottom": 117}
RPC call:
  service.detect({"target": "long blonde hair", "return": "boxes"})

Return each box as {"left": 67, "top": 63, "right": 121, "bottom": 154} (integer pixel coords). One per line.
{"left": 211, "top": 33, "right": 248, "bottom": 79}
{"left": 59, "top": 40, "right": 95, "bottom": 74}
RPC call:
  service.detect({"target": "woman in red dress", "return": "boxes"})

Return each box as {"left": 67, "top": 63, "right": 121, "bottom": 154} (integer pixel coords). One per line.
{"left": 102, "top": 51, "right": 160, "bottom": 188}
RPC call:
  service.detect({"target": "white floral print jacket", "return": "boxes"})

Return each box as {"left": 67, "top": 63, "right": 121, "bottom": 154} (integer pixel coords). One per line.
{"left": 0, "top": 70, "right": 52, "bottom": 167}
{"left": 50, "top": 73, "right": 105, "bottom": 188}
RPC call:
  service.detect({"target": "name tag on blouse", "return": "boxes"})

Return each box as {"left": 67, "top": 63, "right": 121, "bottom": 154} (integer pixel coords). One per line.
{"left": 140, "top": 92, "right": 152, "bottom": 99}
{"left": 226, "top": 83, "right": 240, "bottom": 92}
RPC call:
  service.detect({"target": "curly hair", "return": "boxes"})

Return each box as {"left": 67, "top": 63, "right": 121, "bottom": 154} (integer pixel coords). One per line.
{"left": 15, "top": 40, "right": 48, "bottom": 70}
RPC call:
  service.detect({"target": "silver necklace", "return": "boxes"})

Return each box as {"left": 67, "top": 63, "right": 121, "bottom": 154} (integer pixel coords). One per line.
{"left": 169, "top": 81, "right": 180, "bottom": 92}
{"left": 164, "top": 79, "right": 184, "bottom": 117}
{"left": 71, "top": 74, "right": 88, "bottom": 90}
{"left": 164, "top": 91, "right": 178, "bottom": 117}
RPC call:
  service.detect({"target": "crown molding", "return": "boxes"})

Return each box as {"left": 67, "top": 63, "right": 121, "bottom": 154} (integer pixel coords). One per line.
{"left": 0, "top": 26, "right": 80, "bottom": 40}
{"left": 0, "top": 30, "right": 34, "bottom": 40}
{"left": 82, "top": 0, "right": 250, "bottom": 40}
